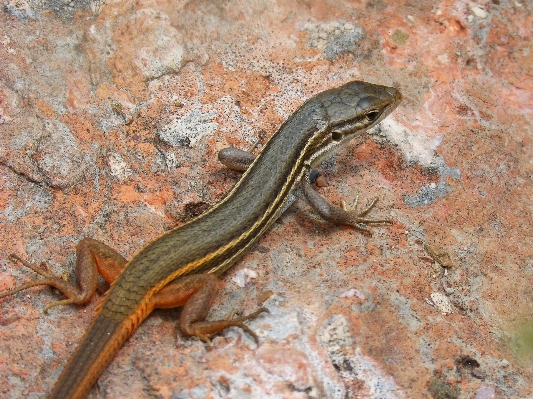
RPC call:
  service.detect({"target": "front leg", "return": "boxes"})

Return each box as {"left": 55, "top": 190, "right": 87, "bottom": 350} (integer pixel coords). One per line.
{"left": 218, "top": 147, "right": 392, "bottom": 234}
{"left": 0, "top": 237, "right": 128, "bottom": 312}
{"left": 301, "top": 179, "right": 392, "bottom": 235}
{"left": 218, "top": 147, "right": 256, "bottom": 171}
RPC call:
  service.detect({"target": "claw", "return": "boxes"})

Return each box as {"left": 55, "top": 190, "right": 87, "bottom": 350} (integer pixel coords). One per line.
{"left": 229, "top": 307, "right": 268, "bottom": 343}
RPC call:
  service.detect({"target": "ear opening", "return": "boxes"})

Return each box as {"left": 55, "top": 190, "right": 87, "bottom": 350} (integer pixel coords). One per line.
{"left": 331, "top": 131, "right": 343, "bottom": 142}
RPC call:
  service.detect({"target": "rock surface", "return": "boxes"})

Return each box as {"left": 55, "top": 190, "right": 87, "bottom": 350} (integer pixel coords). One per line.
{"left": 1, "top": 1, "right": 532, "bottom": 398}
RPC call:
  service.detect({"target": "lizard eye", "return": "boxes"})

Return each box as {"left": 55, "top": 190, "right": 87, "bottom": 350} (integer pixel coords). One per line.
{"left": 331, "top": 131, "right": 343, "bottom": 142}
{"left": 366, "top": 110, "right": 380, "bottom": 122}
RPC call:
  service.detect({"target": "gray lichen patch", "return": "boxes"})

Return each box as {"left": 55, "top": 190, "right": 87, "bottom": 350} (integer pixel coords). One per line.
{"left": 108, "top": 153, "right": 133, "bottom": 181}
{"left": 403, "top": 179, "right": 452, "bottom": 207}
{"left": 403, "top": 165, "right": 461, "bottom": 207}
{"left": 370, "top": 118, "right": 461, "bottom": 207}
{"left": 4, "top": 0, "right": 98, "bottom": 22}
{"left": 34, "top": 119, "right": 88, "bottom": 189}
{"left": 158, "top": 109, "right": 218, "bottom": 147}
{"left": 133, "top": 9, "right": 185, "bottom": 81}
{"left": 300, "top": 21, "right": 365, "bottom": 60}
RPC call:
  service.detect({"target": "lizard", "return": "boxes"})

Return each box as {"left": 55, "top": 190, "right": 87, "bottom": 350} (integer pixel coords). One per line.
{"left": 0, "top": 80, "right": 401, "bottom": 398}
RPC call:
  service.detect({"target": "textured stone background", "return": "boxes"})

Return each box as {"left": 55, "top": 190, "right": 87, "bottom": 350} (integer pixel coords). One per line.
{"left": 1, "top": 1, "right": 532, "bottom": 398}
